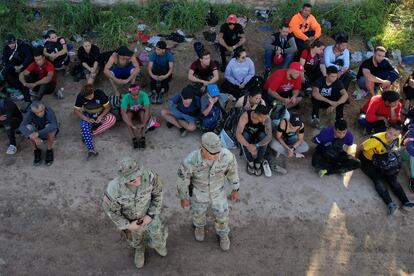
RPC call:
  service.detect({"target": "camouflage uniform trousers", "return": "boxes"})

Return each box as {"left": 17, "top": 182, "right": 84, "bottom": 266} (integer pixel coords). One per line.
{"left": 190, "top": 190, "right": 230, "bottom": 238}
{"left": 124, "top": 216, "right": 168, "bottom": 251}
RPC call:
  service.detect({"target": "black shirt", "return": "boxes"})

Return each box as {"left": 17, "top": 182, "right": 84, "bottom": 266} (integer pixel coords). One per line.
{"left": 219, "top": 23, "right": 244, "bottom": 47}
{"left": 313, "top": 77, "right": 344, "bottom": 100}
{"left": 2, "top": 40, "right": 33, "bottom": 69}
{"left": 78, "top": 44, "right": 101, "bottom": 67}
{"left": 0, "top": 98, "right": 22, "bottom": 120}
{"left": 357, "top": 57, "right": 394, "bottom": 79}
{"left": 74, "top": 89, "right": 109, "bottom": 117}
{"left": 44, "top": 37, "right": 67, "bottom": 55}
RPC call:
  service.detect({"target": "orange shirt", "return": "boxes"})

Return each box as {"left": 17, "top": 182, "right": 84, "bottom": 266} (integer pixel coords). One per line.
{"left": 289, "top": 12, "right": 321, "bottom": 41}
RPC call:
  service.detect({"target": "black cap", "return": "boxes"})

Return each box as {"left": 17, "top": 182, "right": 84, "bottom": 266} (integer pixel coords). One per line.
{"left": 156, "top": 40, "right": 167, "bottom": 50}
{"left": 181, "top": 86, "right": 195, "bottom": 100}
{"left": 5, "top": 34, "right": 16, "bottom": 45}
{"left": 117, "top": 46, "right": 133, "bottom": 57}
{"left": 289, "top": 113, "right": 302, "bottom": 127}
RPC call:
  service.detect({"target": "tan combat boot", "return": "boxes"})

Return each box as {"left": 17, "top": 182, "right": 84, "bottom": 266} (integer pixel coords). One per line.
{"left": 219, "top": 235, "right": 230, "bottom": 251}
{"left": 154, "top": 245, "right": 168, "bottom": 257}
{"left": 134, "top": 246, "right": 145, "bottom": 268}
{"left": 194, "top": 226, "right": 205, "bottom": 241}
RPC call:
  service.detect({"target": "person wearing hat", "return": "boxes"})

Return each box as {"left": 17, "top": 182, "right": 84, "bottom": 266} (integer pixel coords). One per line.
{"left": 270, "top": 112, "right": 309, "bottom": 160}
{"left": 43, "top": 30, "right": 69, "bottom": 71}
{"left": 200, "top": 84, "right": 231, "bottom": 132}
{"left": 188, "top": 49, "right": 219, "bottom": 94}
{"left": 236, "top": 104, "right": 273, "bottom": 177}
{"left": 161, "top": 85, "right": 201, "bottom": 137}
{"left": 312, "top": 119, "right": 360, "bottom": 177}
{"left": 103, "top": 158, "right": 168, "bottom": 268}
{"left": 148, "top": 40, "right": 174, "bottom": 104}
{"left": 120, "top": 83, "right": 151, "bottom": 149}
{"left": 177, "top": 132, "right": 240, "bottom": 251}
{"left": 263, "top": 61, "right": 304, "bottom": 109}
{"left": 104, "top": 45, "right": 141, "bottom": 96}
{"left": 218, "top": 14, "right": 246, "bottom": 72}
{"left": 311, "top": 66, "right": 349, "bottom": 128}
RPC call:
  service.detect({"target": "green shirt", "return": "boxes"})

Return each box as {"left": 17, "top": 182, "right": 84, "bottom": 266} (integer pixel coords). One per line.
{"left": 120, "top": 91, "right": 150, "bottom": 111}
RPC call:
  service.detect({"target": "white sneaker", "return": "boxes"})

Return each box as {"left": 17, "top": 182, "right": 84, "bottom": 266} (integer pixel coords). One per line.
{"left": 6, "top": 144, "right": 17, "bottom": 155}
{"left": 10, "top": 93, "right": 24, "bottom": 101}
{"left": 262, "top": 160, "right": 272, "bottom": 178}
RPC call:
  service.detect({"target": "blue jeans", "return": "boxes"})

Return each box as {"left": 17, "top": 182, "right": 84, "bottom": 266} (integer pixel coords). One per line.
{"left": 264, "top": 49, "right": 295, "bottom": 70}
{"left": 357, "top": 70, "right": 399, "bottom": 91}
{"left": 241, "top": 131, "right": 267, "bottom": 163}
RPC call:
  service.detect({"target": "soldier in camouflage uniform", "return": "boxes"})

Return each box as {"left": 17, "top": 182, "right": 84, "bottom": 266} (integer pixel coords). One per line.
{"left": 102, "top": 158, "right": 168, "bottom": 268}
{"left": 177, "top": 132, "right": 240, "bottom": 251}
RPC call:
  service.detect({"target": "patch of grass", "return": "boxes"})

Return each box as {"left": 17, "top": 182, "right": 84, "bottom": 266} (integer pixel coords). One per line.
{"left": 0, "top": 1, "right": 29, "bottom": 42}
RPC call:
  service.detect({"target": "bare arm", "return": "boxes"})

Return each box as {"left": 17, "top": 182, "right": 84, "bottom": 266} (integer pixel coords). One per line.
{"left": 73, "top": 108, "right": 90, "bottom": 121}
{"left": 235, "top": 113, "right": 250, "bottom": 147}
{"left": 312, "top": 87, "right": 333, "bottom": 104}
{"left": 34, "top": 72, "right": 54, "bottom": 85}
{"left": 206, "top": 69, "right": 219, "bottom": 85}
{"left": 121, "top": 109, "right": 134, "bottom": 128}
{"left": 256, "top": 117, "right": 272, "bottom": 147}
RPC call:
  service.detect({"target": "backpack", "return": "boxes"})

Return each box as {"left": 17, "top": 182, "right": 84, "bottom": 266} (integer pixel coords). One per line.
{"left": 193, "top": 42, "right": 205, "bottom": 58}
{"left": 221, "top": 97, "right": 248, "bottom": 149}
{"left": 371, "top": 136, "right": 401, "bottom": 175}
{"left": 206, "top": 7, "right": 219, "bottom": 27}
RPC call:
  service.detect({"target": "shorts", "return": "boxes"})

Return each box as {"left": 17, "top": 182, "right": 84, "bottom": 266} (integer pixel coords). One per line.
{"left": 110, "top": 64, "right": 136, "bottom": 80}
{"left": 26, "top": 124, "right": 59, "bottom": 140}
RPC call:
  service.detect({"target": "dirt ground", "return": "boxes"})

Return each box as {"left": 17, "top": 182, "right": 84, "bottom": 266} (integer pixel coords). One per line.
{"left": 1, "top": 21, "right": 414, "bottom": 276}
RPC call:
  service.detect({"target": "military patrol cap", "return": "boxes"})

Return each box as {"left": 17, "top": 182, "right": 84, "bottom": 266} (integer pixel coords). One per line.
{"left": 201, "top": 132, "right": 222, "bottom": 154}
{"left": 118, "top": 158, "right": 143, "bottom": 184}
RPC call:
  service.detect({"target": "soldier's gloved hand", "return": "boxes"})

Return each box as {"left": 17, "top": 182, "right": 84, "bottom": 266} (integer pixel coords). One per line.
{"left": 127, "top": 220, "right": 142, "bottom": 231}
{"left": 141, "top": 215, "right": 153, "bottom": 226}
{"left": 230, "top": 191, "right": 240, "bottom": 202}
{"left": 181, "top": 199, "right": 190, "bottom": 209}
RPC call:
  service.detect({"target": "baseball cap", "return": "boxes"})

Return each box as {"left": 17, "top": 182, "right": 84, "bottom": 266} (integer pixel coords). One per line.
{"left": 181, "top": 85, "right": 195, "bottom": 100}
{"left": 289, "top": 113, "right": 302, "bottom": 127}
{"left": 156, "top": 40, "right": 167, "bottom": 49}
{"left": 207, "top": 84, "right": 220, "bottom": 97}
{"left": 117, "top": 158, "right": 143, "bottom": 184}
{"left": 227, "top": 14, "right": 237, "bottom": 24}
{"left": 202, "top": 132, "right": 222, "bottom": 154}
{"left": 289, "top": 61, "right": 304, "bottom": 72}
{"left": 117, "top": 46, "right": 133, "bottom": 57}
{"left": 5, "top": 34, "right": 16, "bottom": 45}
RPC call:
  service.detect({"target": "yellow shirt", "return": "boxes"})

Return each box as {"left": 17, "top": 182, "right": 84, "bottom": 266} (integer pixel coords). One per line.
{"left": 361, "top": 132, "right": 401, "bottom": 160}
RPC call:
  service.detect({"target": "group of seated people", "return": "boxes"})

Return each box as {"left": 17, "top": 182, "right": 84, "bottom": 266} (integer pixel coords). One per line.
{"left": 1, "top": 3, "right": 414, "bottom": 215}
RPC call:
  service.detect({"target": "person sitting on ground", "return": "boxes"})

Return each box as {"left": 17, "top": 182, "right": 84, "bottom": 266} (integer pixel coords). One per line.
{"left": 76, "top": 38, "right": 101, "bottom": 84}
{"left": 218, "top": 14, "right": 246, "bottom": 72}
{"left": 19, "top": 47, "right": 56, "bottom": 101}
{"left": 43, "top": 30, "right": 69, "bottom": 71}
{"left": 148, "top": 40, "right": 174, "bottom": 104}
{"left": 263, "top": 23, "right": 298, "bottom": 78}
{"left": 270, "top": 113, "right": 308, "bottom": 159}
{"left": 0, "top": 97, "right": 23, "bottom": 155}
{"left": 300, "top": 39, "right": 326, "bottom": 95}
{"left": 104, "top": 46, "right": 141, "bottom": 96}
{"left": 311, "top": 66, "right": 349, "bottom": 128}
{"left": 359, "top": 123, "right": 414, "bottom": 215}
{"left": 358, "top": 90, "right": 401, "bottom": 134}
{"left": 356, "top": 46, "right": 399, "bottom": 97}
{"left": 236, "top": 104, "right": 272, "bottom": 177}
{"left": 222, "top": 47, "right": 255, "bottom": 99}
{"left": 402, "top": 71, "right": 414, "bottom": 115}
{"left": 2, "top": 34, "right": 33, "bottom": 103}
{"left": 402, "top": 122, "right": 414, "bottom": 193}
{"left": 73, "top": 84, "right": 116, "bottom": 160}
{"left": 120, "top": 84, "right": 150, "bottom": 149}
{"left": 263, "top": 61, "right": 304, "bottom": 109}
{"left": 188, "top": 50, "right": 219, "bottom": 95}
{"left": 324, "top": 33, "right": 352, "bottom": 90}
{"left": 289, "top": 3, "right": 321, "bottom": 53}
{"left": 161, "top": 85, "right": 201, "bottom": 137}
{"left": 312, "top": 119, "right": 360, "bottom": 177}
{"left": 235, "top": 87, "right": 266, "bottom": 111}
{"left": 200, "top": 84, "right": 232, "bottom": 133}
{"left": 19, "top": 102, "right": 58, "bottom": 166}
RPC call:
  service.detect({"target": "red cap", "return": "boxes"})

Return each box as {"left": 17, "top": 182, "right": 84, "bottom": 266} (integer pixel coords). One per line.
{"left": 273, "top": 54, "right": 284, "bottom": 65}
{"left": 289, "top": 61, "right": 304, "bottom": 72}
{"left": 227, "top": 14, "right": 237, "bottom": 24}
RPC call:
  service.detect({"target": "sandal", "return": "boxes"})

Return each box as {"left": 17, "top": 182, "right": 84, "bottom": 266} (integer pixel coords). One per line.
{"left": 254, "top": 163, "right": 263, "bottom": 176}
{"left": 246, "top": 163, "right": 255, "bottom": 175}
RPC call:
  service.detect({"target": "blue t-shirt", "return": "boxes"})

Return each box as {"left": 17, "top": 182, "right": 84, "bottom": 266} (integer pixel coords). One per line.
{"left": 171, "top": 94, "right": 200, "bottom": 117}
{"left": 313, "top": 127, "right": 353, "bottom": 149}
{"left": 149, "top": 51, "right": 174, "bottom": 73}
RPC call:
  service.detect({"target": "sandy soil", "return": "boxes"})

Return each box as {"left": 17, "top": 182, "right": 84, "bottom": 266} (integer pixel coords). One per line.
{"left": 1, "top": 21, "right": 414, "bottom": 276}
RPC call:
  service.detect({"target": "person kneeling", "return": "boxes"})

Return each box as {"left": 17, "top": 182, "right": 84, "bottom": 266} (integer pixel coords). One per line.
{"left": 312, "top": 119, "right": 360, "bottom": 177}
{"left": 121, "top": 84, "right": 151, "bottom": 149}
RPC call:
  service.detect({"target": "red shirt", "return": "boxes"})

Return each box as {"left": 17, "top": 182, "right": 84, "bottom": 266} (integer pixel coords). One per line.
{"left": 264, "top": 69, "right": 302, "bottom": 96}
{"left": 300, "top": 49, "right": 322, "bottom": 73}
{"left": 362, "top": 95, "right": 401, "bottom": 123}
{"left": 26, "top": 60, "right": 57, "bottom": 85}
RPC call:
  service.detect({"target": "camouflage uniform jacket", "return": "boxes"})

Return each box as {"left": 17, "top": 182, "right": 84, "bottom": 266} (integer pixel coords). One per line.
{"left": 103, "top": 169, "right": 163, "bottom": 230}
{"left": 177, "top": 148, "right": 239, "bottom": 202}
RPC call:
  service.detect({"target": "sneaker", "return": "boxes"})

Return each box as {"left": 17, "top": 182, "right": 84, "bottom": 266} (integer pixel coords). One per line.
{"left": 401, "top": 202, "right": 414, "bottom": 213}
{"left": 219, "top": 235, "right": 230, "bottom": 251}
{"left": 154, "top": 245, "right": 167, "bottom": 257}
{"left": 133, "top": 138, "right": 139, "bottom": 149}
{"left": 166, "top": 122, "right": 174, "bottom": 128}
{"left": 157, "top": 93, "right": 164, "bottom": 104}
{"left": 319, "top": 169, "right": 328, "bottom": 178}
{"left": 56, "top": 87, "right": 64, "bottom": 100}
{"left": 86, "top": 150, "right": 99, "bottom": 161}
{"left": 134, "top": 248, "right": 145, "bottom": 268}
{"left": 387, "top": 202, "right": 399, "bottom": 216}
{"left": 179, "top": 128, "right": 187, "bottom": 137}
{"left": 33, "top": 149, "right": 42, "bottom": 166}
{"left": 271, "top": 164, "right": 288, "bottom": 175}
{"left": 311, "top": 117, "right": 320, "bottom": 129}
{"left": 262, "top": 160, "right": 272, "bottom": 178}
{"left": 150, "top": 92, "right": 158, "bottom": 104}
{"left": 10, "top": 93, "right": 24, "bottom": 101}
{"left": 194, "top": 226, "right": 205, "bottom": 241}
{"left": 45, "top": 149, "right": 54, "bottom": 166}
{"left": 139, "top": 137, "right": 146, "bottom": 149}
{"left": 409, "top": 178, "right": 414, "bottom": 193}
{"left": 6, "top": 145, "right": 17, "bottom": 155}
